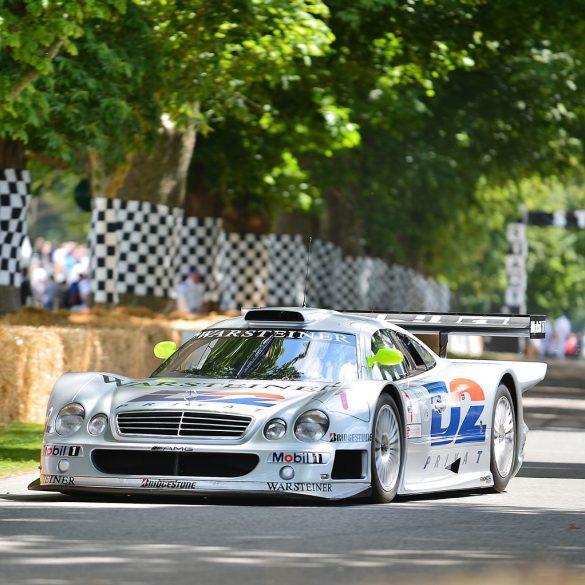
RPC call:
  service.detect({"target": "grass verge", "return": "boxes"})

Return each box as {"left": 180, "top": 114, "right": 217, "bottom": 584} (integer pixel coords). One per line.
{"left": 0, "top": 423, "right": 43, "bottom": 478}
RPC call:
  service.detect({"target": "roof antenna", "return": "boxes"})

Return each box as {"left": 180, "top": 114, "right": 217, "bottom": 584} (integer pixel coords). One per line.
{"left": 302, "top": 236, "right": 313, "bottom": 308}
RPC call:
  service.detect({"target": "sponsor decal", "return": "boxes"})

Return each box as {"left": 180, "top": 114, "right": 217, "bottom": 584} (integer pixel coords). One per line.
{"left": 102, "top": 374, "right": 123, "bottom": 386}
{"left": 406, "top": 424, "right": 422, "bottom": 439}
{"left": 43, "top": 445, "right": 82, "bottom": 457}
{"left": 328, "top": 432, "right": 371, "bottom": 443}
{"left": 123, "top": 380, "right": 325, "bottom": 392}
{"left": 480, "top": 474, "right": 493, "bottom": 485}
{"left": 267, "top": 482, "right": 333, "bottom": 492}
{"left": 195, "top": 329, "right": 353, "bottom": 344}
{"left": 321, "top": 474, "right": 330, "bottom": 480}
{"left": 41, "top": 475, "right": 75, "bottom": 485}
{"left": 151, "top": 446, "right": 194, "bottom": 452}
{"left": 268, "top": 452, "right": 328, "bottom": 464}
{"left": 335, "top": 390, "right": 349, "bottom": 410}
{"left": 140, "top": 478, "right": 197, "bottom": 489}
{"left": 423, "top": 449, "right": 483, "bottom": 470}
{"left": 530, "top": 318, "right": 546, "bottom": 336}
{"left": 126, "top": 389, "right": 285, "bottom": 408}
{"left": 424, "top": 379, "right": 486, "bottom": 446}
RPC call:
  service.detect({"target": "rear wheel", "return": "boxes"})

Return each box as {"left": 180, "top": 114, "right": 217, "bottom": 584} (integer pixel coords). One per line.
{"left": 371, "top": 394, "right": 403, "bottom": 503}
{"left": 490, "top": 385, "right": 517, "bottom": 492}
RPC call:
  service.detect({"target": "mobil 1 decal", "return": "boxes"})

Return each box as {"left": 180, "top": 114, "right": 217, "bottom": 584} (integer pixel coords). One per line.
{"left": 424, "top": 378, "right": 486, "bottom": 446}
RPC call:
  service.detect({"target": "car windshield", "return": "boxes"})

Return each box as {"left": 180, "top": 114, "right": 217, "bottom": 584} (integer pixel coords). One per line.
{"left": 152, "top": 329, "right": 359, "bottom": 382}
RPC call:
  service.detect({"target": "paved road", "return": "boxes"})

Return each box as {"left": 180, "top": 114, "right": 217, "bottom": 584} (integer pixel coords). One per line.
{"left": 1, "top": 359, "right": 584, "bottom": 585}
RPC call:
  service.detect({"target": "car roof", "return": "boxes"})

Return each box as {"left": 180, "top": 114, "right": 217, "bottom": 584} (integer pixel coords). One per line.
{"left": 206, "top": 307, "right": 403, "bottom": 338}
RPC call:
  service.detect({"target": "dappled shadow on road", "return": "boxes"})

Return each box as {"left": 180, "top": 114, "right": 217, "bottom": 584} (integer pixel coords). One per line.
{"left": 0, "top": 494, "right": 584, "bottom": 585}
{"left": 518, "top": 461, "right": 585, "bottom": 479}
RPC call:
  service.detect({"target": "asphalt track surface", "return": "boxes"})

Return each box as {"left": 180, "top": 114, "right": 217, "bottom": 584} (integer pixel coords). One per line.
{"left": 0, "top": 360, "right": 584, "bottom": 585}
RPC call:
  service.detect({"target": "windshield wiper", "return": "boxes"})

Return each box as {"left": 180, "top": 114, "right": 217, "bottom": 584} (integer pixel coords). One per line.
{"left": 236, "top": 334, "right": 274, "bottom": 379}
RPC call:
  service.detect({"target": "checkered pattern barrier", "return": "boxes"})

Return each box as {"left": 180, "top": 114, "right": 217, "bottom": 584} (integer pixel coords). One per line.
{"left": 88, "top": 197, "right": 449, "bottom": 311}
{"left": 89, "top": 198, "right": 120, "bottom": 304}
{"left": 0, "top": 169, "right": 30, "bottom": 288}
{"left": 219, "top": 232, "right": 269, "bottom": 309}
{"left": 117, "top": 200, "right": 182, "bottom": 299}
{"left": 178, "top": 216, "right": 224, "bottom": 305}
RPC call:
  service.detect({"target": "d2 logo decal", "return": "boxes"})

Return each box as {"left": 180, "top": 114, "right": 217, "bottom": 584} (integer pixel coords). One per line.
{"left": 423, "top": 379, "right": 486, "bottom": 446}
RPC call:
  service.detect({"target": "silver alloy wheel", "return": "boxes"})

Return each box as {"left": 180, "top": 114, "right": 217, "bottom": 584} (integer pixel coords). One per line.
{"left": 374, "top": 404, "right": 401, "bottom": 491}
{"left": 493, "top": 395, "right": 515, "bottom": 477}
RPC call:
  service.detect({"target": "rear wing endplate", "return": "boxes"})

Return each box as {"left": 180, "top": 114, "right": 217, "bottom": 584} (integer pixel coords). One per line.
{"left": 342, "top": 311, "right": 546, "bottom": 357}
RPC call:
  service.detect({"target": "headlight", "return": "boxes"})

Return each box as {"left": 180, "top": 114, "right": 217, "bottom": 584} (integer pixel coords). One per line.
{"left": 88, "top": 413, "right": 108, "bottom": 436}
{"left": 55, "top": 403, "right": 85, "bottom": 436}
{"left": 294, "top": 410, "right": 329, "bottom": 442}
{"left": 264, "top": 418, "right": 287, "bottom": 440}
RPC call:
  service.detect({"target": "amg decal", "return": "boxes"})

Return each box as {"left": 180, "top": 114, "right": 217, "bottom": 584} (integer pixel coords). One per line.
{"left": 267, "top": 482, "right": 333, "bottom": 492}
{"left": 140, "top": 479, "right": 197, "bottom": 489}
{"left": 151, "top": 446, "right": 194, "bottom": 452}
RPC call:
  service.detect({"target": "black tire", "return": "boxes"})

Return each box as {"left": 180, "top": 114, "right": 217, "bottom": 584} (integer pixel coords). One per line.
{"left": 490, "top": 384, "right": 517, "bottom": 492}
{"left": 371, "top": 394, "right": 404, "bottom": 503}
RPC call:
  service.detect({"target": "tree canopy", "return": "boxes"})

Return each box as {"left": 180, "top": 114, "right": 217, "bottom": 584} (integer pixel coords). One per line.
{"left": 3, "top": 0, "right": 585, "bottom": 319}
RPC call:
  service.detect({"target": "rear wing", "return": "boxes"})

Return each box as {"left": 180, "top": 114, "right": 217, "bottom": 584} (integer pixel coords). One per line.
{"left": 342, "top": 311, "right": 546, "bottom": 357}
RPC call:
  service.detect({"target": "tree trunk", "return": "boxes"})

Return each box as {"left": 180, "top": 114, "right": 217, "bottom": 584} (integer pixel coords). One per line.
{"left": 222, "top": 199, "right": 272, "bottom": 234}
{"left": 117, "top": 120, "right": 197, "bottom": 208}
{"left": 88, "top": 115, "right": 198, "bottom": 310}
{"left": 0, "top": 138, "right": 28, "bottom": 315}
{"left": 320, "top": 186, "right": 365, "bottom": 256}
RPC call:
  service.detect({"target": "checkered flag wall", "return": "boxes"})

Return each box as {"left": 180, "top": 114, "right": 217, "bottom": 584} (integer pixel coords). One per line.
{"left": 0, "top": 169, "right": 30, "bottom": 288}
{"left": 267, "top": 234, "right": 307, "bottom": 306}
{"left": 219, "top": 233, "right": 269, "bottom": 310}
{"left": 116, "top": 199, "right": 183, "bottom": 298}
{"left": 89, "top": 197, "right": 120, "bottom": 304}
{"left": 178, "top": 216, "right": 224, "bottom": 305}
{"left": 88, "top": 196, "right": 449, "bottom": 311}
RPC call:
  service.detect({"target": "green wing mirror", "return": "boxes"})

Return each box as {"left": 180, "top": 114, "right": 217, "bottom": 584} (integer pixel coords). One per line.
{"left": 367, "top": 347, "right": 404, "bottom": 368}
{"left": 154, "top": 341, "right": 177, "bottom": 360}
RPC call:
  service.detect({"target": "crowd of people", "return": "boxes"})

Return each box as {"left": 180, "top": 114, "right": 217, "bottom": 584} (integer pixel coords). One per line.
{"left": 538, "top": 313, "right": 583, "bottom": 359}
{"left": 21, "top": 238, "right": 91, "bottom": 311}
{"left": 20, "top": 239, "right": 205, "bottom": 316}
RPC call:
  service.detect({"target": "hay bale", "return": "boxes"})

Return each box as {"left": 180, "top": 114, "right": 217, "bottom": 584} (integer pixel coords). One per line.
{"left": 0, "top": 322, "right": 176, "bottom": 424}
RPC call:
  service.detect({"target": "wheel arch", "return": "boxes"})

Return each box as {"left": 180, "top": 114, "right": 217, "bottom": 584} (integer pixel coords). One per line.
{"left": 499, "top": 373, "right": 518, "bottom": 417}
{"left": 379, "top": 384, "right": 405, "bottom": 426}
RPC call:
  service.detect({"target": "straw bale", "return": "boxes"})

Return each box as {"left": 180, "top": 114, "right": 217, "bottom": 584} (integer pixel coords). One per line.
{"left": 0, "top": 322, "right": 176, "bottom": 424}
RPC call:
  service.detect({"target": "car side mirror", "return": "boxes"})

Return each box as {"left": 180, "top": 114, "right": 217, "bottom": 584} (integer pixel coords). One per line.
{"left": 367, "top": 347, "right": 404, "bottom": 368}
{"left": 154, "top": 341, "right": 177, "bottom": 360}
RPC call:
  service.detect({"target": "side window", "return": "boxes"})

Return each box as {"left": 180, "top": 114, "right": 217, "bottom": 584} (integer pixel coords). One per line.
{"left": 395, "top": 332, "right": 436, "bottom": 371}
{"left": 370, "top": 330, "right": 410, "bottom": 381}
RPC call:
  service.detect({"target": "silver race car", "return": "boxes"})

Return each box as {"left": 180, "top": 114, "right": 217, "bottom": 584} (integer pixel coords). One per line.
{"left": 29, "top": 308, "right": 546, "bottom": 502}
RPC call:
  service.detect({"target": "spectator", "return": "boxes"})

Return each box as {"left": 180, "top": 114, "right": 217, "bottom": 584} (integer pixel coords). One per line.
{"left": 552, "top": 312, "right": 571, "bottom": 358}
{"left": 20, "top": 269, "right": 32, "bottom": 306}
{"left": 538, "top": 318, "right": 553, "bottom": 357}
{"left": 43, "top": 276, "right": 62, "bottom": 310}
{"left": 177, "top": 269, "right": 205, "bottom": 315}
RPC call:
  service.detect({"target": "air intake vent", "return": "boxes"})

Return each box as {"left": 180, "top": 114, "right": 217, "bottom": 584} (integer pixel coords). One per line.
{"left": 244, "top": 309, "right": 305, "bottom": 322}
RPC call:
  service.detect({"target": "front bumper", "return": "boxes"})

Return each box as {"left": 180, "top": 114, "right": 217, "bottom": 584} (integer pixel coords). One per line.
{"left": 31, "top": 440, "right": 371, "bottom": 500}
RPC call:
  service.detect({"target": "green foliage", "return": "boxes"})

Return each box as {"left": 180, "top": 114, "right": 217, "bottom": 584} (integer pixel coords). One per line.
{"left": 0, "top": 0, "right": 126, "bottom": 142}
{"left": 28, "top": 161, "right": 90, "bottom": 242}
{"left": 0, "top": 423, "right": 43, "bottom": 477}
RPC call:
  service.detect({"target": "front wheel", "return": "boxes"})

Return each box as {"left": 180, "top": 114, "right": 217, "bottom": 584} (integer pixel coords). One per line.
{"left": 490, "top": 384, "right": 517, "bottom": 492}
{"left": 371, "top": 394, "right": 404, "bottom": 503}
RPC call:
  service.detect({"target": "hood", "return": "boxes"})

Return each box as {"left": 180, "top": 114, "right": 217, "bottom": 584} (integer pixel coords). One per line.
{"left": 113, "top": 377, "right": 337, "bottom": 417}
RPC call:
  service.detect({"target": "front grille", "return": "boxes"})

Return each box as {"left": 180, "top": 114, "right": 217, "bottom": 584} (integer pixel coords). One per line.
{"left": 92, "top": 449, "right": 259, "bottom": 477}
{"left": 116, "top": 411, "right": 252, "bottom": 439}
